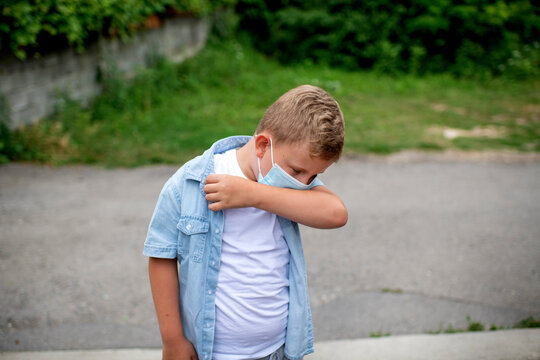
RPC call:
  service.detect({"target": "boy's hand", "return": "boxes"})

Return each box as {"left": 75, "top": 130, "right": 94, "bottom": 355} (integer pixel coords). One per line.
{"left": 204, "top": 174, "right": 256, "bottom": 211}
{"left": 162, "top": 337, "right": 198, "bottom": 360}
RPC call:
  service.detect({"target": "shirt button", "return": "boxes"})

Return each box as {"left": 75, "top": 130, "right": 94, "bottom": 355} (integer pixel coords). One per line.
{"left": 211, "top": 261, "right": 216, "bottom": 266}
{"left": 186, "top": 224, "right": 191, "bottom": 230}
{"left": 204, "top": 355, "right": 208, "bottom": 359}
{"left": 208, "top": 290, "right": 212, "bottom": 294}
{"left": 207, "top": 323, "right": 211, "bottom": 328}
{"left": 215, "top": 229, "right": 220, "bottom": 234}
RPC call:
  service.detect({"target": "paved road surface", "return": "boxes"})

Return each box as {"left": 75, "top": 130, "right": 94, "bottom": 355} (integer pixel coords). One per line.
{"left": 1, "top": 150, "right": 539, "bottom": 351}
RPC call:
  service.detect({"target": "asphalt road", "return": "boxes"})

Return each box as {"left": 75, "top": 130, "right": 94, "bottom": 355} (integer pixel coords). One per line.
{"left": 1, "top": 150, "right": 539, "bottom": 351}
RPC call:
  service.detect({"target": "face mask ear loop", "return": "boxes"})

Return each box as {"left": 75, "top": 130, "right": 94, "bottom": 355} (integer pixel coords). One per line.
{"left": 269, "top": 136, "right": 275, "bottom": 166}
{"left": 254, "top": 134, "right": 261, "bottom": 169}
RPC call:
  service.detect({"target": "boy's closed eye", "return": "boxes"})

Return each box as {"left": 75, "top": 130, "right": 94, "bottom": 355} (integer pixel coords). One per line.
{"left": 289, "top": 167, "right": 318, "bottom": 184}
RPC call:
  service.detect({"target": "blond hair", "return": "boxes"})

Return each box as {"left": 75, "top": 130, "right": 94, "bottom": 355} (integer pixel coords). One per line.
{"left": 256, "top": 85, "right": 345, "bottom": 161}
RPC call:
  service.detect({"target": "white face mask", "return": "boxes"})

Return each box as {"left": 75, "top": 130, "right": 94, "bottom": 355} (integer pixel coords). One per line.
{"left": 256, "top": 136, "right": 316, "bottom": 190}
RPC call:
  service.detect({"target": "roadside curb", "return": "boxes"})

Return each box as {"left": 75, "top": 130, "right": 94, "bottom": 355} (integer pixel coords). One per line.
{"left": 311, "top": 328, "right": 540, "bottom": 360}
{"left": 1, "top": 329, "right": 539, "bottom": 360}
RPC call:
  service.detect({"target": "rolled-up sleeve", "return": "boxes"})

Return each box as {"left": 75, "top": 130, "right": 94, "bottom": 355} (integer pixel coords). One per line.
{"left": 143, "top": 179, "right": 181, "bottom": 259}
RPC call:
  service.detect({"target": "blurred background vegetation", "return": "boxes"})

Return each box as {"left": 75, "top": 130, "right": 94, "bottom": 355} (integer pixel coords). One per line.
{"left": 1, "top": 0, "right": 539, "bottom": 166}
{"left": 0, "top": 0, "right": 235, "bottom": 59}
{"left": 236, "top": 0, "right": 540, "bottom": 78}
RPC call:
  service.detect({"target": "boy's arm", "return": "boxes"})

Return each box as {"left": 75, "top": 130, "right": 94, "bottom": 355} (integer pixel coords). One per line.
{"left": 148, "top": 257, "right": 198, "bottom": 360}
{"left": 204, "top": 174, "right": 347, "bottom": 229}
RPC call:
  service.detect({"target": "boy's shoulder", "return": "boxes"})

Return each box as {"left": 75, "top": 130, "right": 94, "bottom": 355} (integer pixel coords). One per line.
{"left": 166, "top": 135, "right": 252, "bottom": 189}
{"left": 174, "top": 135, "right": 252, "bottom": 180}
{"left": 165, "top": 155, "right": 203, "bottom": 190}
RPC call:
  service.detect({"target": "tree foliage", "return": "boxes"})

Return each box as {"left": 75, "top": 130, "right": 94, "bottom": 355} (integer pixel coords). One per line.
{"left": 0, "top": 0, "right": 235, "bottom": 60}
{"left": 236, "top": 0, "right": 540, "bottom": 78}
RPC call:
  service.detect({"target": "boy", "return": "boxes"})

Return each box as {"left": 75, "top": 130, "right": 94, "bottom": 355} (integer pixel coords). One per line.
{"left": 144, "top": 85, "right": 347, "bottom": 360}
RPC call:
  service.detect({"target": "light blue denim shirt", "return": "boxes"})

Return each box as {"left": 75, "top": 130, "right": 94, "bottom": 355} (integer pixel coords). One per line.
{"left": 143, "top": 136, "right": 323, "bottom": 360}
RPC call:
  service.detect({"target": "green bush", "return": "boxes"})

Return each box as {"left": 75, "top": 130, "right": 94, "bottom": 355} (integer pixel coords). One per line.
{"left": 0, "top": 0, "right": 236, "bottom": 60}
{"left": 235, "top": 0, "right": 540, "bottom": 78}
{"left": 514, "top": 316, "right": 540, "bottom": 328}
{"left": 0, "top": 94, "right": 23, "bottom": 163}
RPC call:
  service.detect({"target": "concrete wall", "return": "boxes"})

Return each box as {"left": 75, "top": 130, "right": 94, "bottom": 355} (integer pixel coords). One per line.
{"left": 0, "top": 17, "right": 209, "bottom": 129}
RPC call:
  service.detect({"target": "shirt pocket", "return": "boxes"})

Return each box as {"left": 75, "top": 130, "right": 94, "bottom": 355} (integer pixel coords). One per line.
{"left": 176, "top": 217, "right": 209, "bottom": 263}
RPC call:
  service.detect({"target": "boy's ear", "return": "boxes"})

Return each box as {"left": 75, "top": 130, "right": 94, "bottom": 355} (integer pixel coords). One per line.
{"left": 254, "top": 134, "right": 270, "bottom": 158}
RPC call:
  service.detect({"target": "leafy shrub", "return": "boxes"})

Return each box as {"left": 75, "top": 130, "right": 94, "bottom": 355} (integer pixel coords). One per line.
{"left": 514, "top": 316, "right": 540, "bottom": 328}
{"left": 0, "top": 94, "right": 18, "bottom": 163}
{"left": 235, "top": 0, "right": 540, "bottom": 78}
{"left": 0, "top": 116, "right": 14, "bottom": 164}
{"left": 0, "top": 0, "right": 236, "bottom": 60}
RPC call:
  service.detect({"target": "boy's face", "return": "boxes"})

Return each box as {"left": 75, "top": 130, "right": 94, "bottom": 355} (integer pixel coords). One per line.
{"left": 255, "top": 134, "right": 334, "bottom": 185}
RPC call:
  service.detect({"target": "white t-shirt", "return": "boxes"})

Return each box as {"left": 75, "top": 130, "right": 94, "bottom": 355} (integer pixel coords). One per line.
{"left": 212, "top": 148, "right": 289, "bottom": 360}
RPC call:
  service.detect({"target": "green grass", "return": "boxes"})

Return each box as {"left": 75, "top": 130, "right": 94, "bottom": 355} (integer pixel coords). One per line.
{"left": 370, "top": 315, "right": 539, "bottom": 339}
{"left": 369, "top": 331, "right": 391, "bottom": 338}
{"left": 5, "top": 37, "right": 540, "bottom": 167}
{"left": 425, "top": 316, "right": 540, "bottom": 335}
{"left": 381, "top": 288, "right": 403, "bottom": 294}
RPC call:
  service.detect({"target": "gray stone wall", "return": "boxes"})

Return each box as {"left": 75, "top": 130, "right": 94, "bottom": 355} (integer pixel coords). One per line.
{"left": 0, "top": 17, "right": 209, "bottom": 129}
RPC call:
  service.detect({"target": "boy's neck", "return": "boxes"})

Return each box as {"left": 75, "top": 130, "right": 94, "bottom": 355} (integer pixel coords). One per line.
{"left": 236, "top": 138, "right": 258, "bottom": 182}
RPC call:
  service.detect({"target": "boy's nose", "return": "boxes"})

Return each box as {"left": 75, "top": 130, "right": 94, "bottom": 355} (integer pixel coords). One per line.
{"left": 298, "top": 174, "right": 315, "bottom": 185}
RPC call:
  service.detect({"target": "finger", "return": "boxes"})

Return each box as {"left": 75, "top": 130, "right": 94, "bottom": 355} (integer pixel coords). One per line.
{"left": 203, "top": 183, "right": 219, "bottom": 194}
{"left": 204, "top": 173, "right": 221, "bottom": 184}
{"left": 208, "top": 201, "right": 223, "bottom": 212}
{"left": 205, "top": 193, "right": 220, "bottom": 202}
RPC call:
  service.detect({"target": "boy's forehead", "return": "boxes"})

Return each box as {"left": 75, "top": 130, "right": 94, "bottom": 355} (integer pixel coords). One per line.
{"left": 275, "top": 141, "right": 309, "bottom": 158}
{"left": 278, "top": 141, "right": 334, "bottom": 171}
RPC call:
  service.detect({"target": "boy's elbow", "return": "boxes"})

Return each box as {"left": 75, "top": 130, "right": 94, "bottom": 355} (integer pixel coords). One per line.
{"left": 331, "top": 205, "right": 348, "bottom": 228}
{"left": 338, "top": 208, "right": 349, "bottom": 227}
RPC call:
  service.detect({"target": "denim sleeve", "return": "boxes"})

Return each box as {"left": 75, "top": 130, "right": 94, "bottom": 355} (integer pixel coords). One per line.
{"left": 143, "top": 179, "right": 181, "bottom": 259}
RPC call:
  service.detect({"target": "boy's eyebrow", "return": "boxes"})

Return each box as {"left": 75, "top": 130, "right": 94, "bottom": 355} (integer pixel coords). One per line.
{"left": 286, "top": 160, "right": 305, "bottom": 171}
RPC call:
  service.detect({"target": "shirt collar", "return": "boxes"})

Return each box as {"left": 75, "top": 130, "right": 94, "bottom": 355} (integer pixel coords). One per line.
{"left": 184, "top": 136, "right": 252, "bottom": 192}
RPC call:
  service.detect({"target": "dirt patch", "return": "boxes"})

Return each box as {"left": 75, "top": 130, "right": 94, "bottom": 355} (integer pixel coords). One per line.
{"left": 524, "top": 104, "right": 540, "bottom": 113}
{"left": 429, "top": 103, "right": 467, "bottom": 115}
{"left": 426, "top": 125, "right": 508, "bottom": 140}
